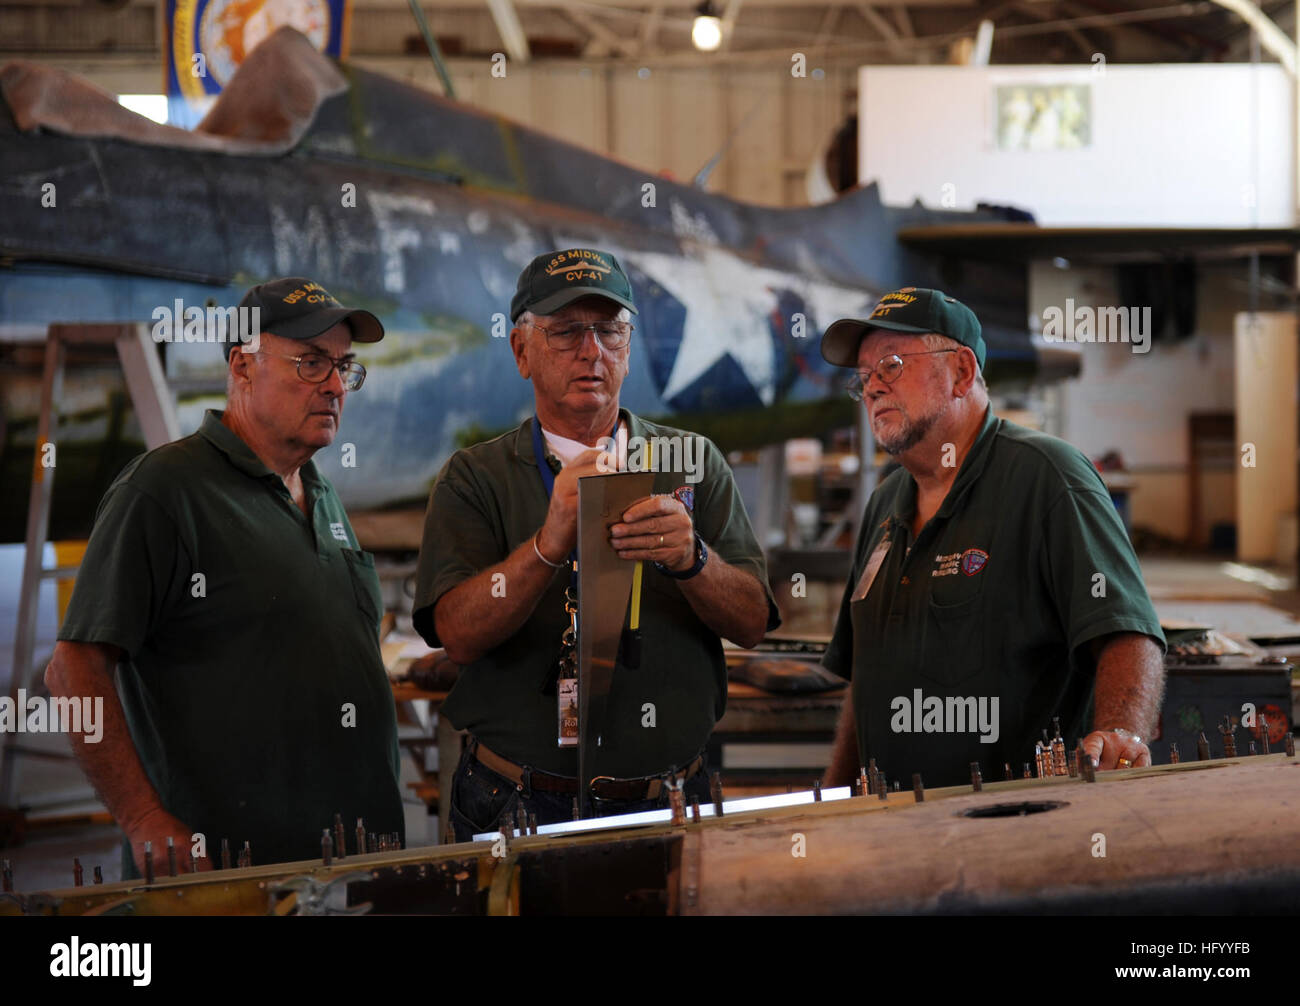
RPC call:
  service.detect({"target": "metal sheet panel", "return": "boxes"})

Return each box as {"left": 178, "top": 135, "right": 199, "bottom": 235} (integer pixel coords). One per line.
{"left": 576, "top": 469, "right": 655, "bottom": 814}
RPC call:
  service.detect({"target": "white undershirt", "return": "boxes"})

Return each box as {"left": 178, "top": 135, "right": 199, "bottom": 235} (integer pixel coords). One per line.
{"left": 541, "top": 420, "right": 626, "bottom": 469}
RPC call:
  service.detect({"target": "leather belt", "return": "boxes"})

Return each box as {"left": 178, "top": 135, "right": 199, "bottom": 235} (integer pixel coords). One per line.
{"left": 472, "top": 739, "right": 704, "bottom": 802}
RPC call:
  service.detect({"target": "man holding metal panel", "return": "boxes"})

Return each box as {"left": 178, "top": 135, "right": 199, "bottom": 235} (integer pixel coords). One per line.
{"left": 414, "top": 247, "right": 779, "bottom": 840}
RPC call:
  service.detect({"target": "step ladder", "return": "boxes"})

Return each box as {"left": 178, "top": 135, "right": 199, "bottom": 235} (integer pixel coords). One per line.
{"left": 1, "top": 323, "right": 180, "bottom": 811}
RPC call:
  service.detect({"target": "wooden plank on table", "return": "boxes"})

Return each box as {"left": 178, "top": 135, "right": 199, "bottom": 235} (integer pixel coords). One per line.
{"left": 685, "top": 755, "right": 1300, "bottom": 914}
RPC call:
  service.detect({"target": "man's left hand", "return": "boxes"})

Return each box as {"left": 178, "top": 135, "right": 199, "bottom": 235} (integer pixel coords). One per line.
{"left": 609, "top": 495, "right": 694, "bottom": 570}
{"left": 1082, "top": 729, "right": 1150, "bottom": 771}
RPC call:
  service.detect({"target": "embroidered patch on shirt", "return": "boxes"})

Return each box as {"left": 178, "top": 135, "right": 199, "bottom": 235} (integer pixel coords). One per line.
{"left": 330, "top": 521, "right": 350, "bottom": 543}
{"left": 960, "top": 548, "right": 989, "bottom": 576}
{"left": 673, "top": 485, "right": 695, "bottom": 514}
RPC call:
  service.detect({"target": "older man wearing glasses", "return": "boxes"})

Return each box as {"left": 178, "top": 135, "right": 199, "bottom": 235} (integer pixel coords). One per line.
{"left": 46, "top": 277, "right": 405, "bottom": 877}
{"left": 819, "top": 287, "right": 1165, "bottom": 791}
{"left": 414, "top": 247, "right": 778, "bottom": 840}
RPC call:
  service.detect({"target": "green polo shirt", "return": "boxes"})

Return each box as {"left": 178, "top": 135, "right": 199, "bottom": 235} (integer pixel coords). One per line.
{"left": 413, "top": 410, "right": 779, "bottom": 778}
{"left": 59, "top": 410, "right": 404, "bottom": 868}
{"left": 823, "top": 406, "right": 1164, "bottom": 788}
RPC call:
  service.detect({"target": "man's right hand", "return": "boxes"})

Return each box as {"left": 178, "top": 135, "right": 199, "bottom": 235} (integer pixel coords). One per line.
{"left": 822, "top": 689, "right": 858, "bottom": 788}
{"left": 46, "top": 641, "right": 210, "bottom": 878}
{"left": 434, "top": 445, "right": 624, "bottom": 664}
{"left": 536, "top": 447, "right": 615, "bottom": 560}
{"left": 125, "top": 806, "right": 212, "bottom": 875}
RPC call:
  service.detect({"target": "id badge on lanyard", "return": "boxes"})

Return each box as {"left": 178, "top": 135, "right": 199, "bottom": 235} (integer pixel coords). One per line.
{"left": 557, "top": 673, "right": 579, "bottom": 747}
{"left": 556, "top": 595, "right": 580, "bottom": 747}
{"left": 851, "top": 530, "right": 893, "bottom": 602}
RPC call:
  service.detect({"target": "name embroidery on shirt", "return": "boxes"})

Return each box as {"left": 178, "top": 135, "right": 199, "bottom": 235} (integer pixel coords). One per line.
{"left": 932, "top": 552, "right": 961, "bottom": 577}
{"left": 330, "top": 522, "right": 350, "bottom": 543}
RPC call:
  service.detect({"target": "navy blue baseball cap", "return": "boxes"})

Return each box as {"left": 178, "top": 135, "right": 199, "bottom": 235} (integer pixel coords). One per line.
{"left": 227, "top": 277, "right": 384, "bottom": 359}
{"left": 821, "top": 287, "right": 985, "bottom": 370}
{"left": 511, "top": 248, "right": 638, "bottom": 322}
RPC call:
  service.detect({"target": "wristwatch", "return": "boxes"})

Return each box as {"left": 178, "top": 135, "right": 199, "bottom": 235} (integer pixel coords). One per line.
{"left": 656, "top": 532, "right": 708, "bottom": 580}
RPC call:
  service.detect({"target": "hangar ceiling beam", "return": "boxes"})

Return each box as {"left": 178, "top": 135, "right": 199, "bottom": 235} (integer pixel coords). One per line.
{"left": 484, "top": 0, "right": 531, "bottom": 63}
{"left": 815, "top": 5, "right": 844, "bottom": 47}
{"left": 857, "top": 3, "right": 910, "bottom": 58}
{"left": 1014, "top": 0, "right": 1093, "bottom": 56}
{"left": 565, "top": 10, "right": 641, "bottom": 57}
{"left": 890, "top": 1, "right": 913, "bottom": 36}
{"left": 641, "top": 3, "right": 665, "bottom": 54}
{"left": 721, "top": 0, "right": 745, "bottom": 50}
{"left": 1068, "top": 0, "right": 1228, "bottom": 57}
{"left": 1205, "top": 0, "right": 1295, "bottom": 75}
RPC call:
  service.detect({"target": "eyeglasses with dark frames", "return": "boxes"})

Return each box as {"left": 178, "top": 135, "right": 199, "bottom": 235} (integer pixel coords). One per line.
{"left": 253, "top": 349, "right": 367, "bottom": 391}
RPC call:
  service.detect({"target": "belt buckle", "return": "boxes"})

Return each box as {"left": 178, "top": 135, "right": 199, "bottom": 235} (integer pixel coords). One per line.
{"left": 588, "top": 775, "right": 621, "bottom": 803}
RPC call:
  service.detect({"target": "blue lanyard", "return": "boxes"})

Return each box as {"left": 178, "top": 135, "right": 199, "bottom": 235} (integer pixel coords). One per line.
{"left": 530, "top": 414, "right": 559, "bottom": 500}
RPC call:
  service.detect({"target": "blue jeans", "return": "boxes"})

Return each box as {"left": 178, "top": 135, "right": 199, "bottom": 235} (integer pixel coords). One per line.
{"left": 448, "top": 743, "right": 712, "bottom": 843}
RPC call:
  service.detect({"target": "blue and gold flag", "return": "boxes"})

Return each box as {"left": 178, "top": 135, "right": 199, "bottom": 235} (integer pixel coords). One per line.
{"left": 164, "top": 0, "right": 351, "bottom": 122}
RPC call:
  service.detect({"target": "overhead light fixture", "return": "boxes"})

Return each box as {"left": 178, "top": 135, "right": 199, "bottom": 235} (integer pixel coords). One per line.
{"left": 692, "top": 1, "right": 723, "bottom": 52}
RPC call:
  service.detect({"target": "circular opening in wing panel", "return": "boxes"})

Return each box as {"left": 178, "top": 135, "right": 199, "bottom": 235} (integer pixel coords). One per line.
{"left": 959, "top": 800, "right": 1069, "bottom": 818}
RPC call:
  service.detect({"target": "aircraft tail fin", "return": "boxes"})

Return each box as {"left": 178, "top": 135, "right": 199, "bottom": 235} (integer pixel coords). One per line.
{"left": 0, "top": 26, "right": 343, "bottom": 156}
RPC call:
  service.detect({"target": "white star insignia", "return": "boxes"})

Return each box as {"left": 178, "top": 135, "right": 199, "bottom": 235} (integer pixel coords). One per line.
{"left": 625, "top": 246, "right": 875, "bottom": 405}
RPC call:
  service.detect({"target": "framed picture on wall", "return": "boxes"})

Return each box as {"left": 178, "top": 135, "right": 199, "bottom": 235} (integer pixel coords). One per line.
{"left": 995, "top": 84, "right": 1091, "bottom": 151}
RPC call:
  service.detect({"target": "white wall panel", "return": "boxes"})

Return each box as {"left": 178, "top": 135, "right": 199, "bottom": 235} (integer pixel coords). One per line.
{"left": 859, "top": 64, "right": 1296, "bottom": 225}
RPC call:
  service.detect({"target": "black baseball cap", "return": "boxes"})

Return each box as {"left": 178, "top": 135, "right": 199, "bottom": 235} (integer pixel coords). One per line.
{"left": 226, "top": 277, "right": 384, "bottom": 359}
{"left": 510, "top": 248, "right": 638, "bottom": 322}
{"left": 821, "top": 287, "right": 985, "bottom": 370}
